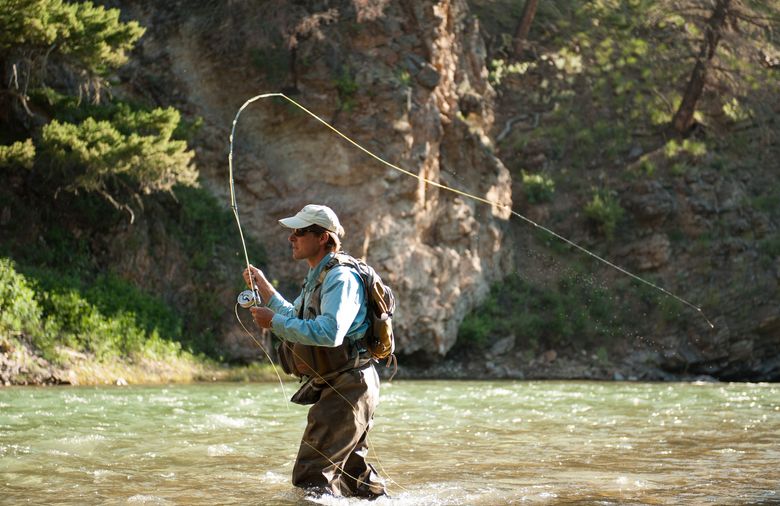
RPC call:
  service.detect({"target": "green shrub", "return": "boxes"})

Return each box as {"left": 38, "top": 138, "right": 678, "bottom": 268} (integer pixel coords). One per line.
{"left": 0, "top": 258, "right": 42, "bottom": 336}
{"left": 521, "top": 170, "right": 556, "bottom": 203}
{"left": 456, "top": 271, "right": 625, "bottom": 352}
{"left": 27, "top": 267, "right": 185, "bottom": 363}
{"left": 334, "top": 68, "right": 358, "bottom": 111}
{"left": 584, "top": 189, "right": 624, "bottom": 239}
{"left": 0, "top": 0, "right": 144, "bottom": 76}
{"left": 0, "top": 140, "right": 35, "bottom": 170}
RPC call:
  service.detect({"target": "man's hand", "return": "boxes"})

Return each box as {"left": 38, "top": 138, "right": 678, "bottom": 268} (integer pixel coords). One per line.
{"left": 243, "top": 264, "right": 267, "bottom": 289}
{"left": 250, "top": 306, "right": 274, "bottom": 329}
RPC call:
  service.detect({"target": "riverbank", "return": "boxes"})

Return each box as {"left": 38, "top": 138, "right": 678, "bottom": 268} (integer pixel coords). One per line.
{"left": 0, "top": 338, "right": 281, "bottom": 386}
{"left": 1, "top": 334, "right": 725, "bottom": 386}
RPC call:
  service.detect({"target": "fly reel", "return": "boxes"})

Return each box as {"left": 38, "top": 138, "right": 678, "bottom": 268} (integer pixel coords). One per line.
{"left": 237, "top": 289, "right": 259, "bottom": 308}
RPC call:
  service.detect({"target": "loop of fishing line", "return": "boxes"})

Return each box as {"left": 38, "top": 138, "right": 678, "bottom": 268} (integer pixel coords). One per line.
{"left": 229, "top": 92, "right": 714, "bottom": 329}
{"left": 227, "top": 91, "right": 713, "bottom": 497}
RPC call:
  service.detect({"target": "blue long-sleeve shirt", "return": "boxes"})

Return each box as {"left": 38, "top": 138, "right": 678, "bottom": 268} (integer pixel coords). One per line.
{"left": 267, "top": 253, "right": 368, "bottom": 347}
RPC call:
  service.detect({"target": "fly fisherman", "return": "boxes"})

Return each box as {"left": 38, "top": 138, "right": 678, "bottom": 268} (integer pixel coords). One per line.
{"left": 242, "top": 204, "right": 387, "bottom": 499}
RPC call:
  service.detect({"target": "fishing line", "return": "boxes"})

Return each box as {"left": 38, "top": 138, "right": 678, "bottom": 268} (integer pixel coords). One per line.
{"left": 236, "top": 296, "right": 407, "bottom": 493}
{"left": 239, "top": 294, "right": 402, "bottom": 492}
{"left": 226, "top": 91, "right": 712, "bottom": 497}
{"left": 228, "top": 92, "right": 714, "bottom": 329}
{"left": 234, "top": 303, "right": 289, "bottom": 407}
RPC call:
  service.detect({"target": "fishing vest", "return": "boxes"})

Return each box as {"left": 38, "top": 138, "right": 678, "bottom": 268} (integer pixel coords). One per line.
{"left": 277, "top": 257, "right": 369, "bottom": 378}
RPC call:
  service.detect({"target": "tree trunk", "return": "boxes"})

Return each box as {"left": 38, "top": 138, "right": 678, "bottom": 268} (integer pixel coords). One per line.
{"left": 671, "top": 0, "right": 731, "bottom": 135}
{"left": 513, "top": 0, "right": 539, "bottom": 57}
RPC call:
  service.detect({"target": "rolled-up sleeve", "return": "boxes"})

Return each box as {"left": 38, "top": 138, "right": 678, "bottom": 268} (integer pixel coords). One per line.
{"left": 270, "top": 266, "right": 363, "bottom": 347}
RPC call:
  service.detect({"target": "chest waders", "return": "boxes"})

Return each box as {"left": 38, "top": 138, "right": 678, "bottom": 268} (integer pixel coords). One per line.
{"left": 274, "top": 259, "right": 386, "bottom": 497}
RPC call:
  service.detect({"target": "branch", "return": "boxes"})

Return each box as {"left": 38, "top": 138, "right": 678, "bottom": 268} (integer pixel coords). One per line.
{"left": 731, "top": 11, "right": 780, "bottom": 27}
{"left": 98, "top": 189, "right": 135, "bottom": 224}
{"left": 496, "top": 115, "right": 528, "bottom": 142}
{"left": 0, "top": 89, "right": 34, "bottom": 116}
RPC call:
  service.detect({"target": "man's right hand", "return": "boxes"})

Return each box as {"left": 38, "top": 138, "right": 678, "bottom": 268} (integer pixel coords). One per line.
{"left": 243, "top": 264, "right": 265, "bottom": 289}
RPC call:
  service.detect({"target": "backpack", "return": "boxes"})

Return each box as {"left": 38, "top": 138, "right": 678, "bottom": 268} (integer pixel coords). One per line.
{"left": 328, "top": 253, "right": 396, "bottom": 364}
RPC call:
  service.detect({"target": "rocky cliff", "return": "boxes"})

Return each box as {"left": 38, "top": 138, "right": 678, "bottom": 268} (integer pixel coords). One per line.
{"left": 104, "top": 0, "right": 778, "bottom": 381}
{"left": 113, "top": 0, "right": 512, "bottom": 359}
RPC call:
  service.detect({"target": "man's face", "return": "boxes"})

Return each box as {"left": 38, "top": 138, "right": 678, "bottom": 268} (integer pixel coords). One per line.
{"left": 289, "top": 226, "right": 327, "bottom": 261}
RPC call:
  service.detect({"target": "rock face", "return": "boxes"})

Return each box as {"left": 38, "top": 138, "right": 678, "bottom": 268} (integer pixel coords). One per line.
{"left": 118, "top": 0, "right": 512, "bottom": 358}
{"left": 616, "top": 171, "right": 780, "bottom": 381}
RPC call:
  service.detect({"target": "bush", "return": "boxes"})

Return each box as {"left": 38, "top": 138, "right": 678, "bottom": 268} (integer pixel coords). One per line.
{"left": 0, "top": 0, "right": 144, "bottom": 77}
{"left": 0, "top": 258, "right": 186, "bottom": 363}
{"left": 521, "top": 170, "right": 555, "bottom": 203}
{"left": 0, "top": 140, "right": 35, "bottom": 170}
{"left": 584, "top": 189, "right": 624, "bottom": 239}
{"left": 456, "top": 271, "right": 625, "bottom": 352}
{"left": 0, "top": 258, "right": 42, "bottom": 336}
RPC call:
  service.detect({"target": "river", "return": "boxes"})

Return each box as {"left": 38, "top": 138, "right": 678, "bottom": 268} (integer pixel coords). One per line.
{"left": 1, "top": 380, "right": 778, "bottom": 505}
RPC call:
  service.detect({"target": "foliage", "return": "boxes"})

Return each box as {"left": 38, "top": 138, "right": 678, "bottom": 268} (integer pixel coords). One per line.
{"left": 155, "top": 184, "right": 267, "bottom": 356}
{"left": 0, "top": 258, "right": 184, "bottom": 363}
{"left": 584, "top": 189, "right": 624, "bottom": 239}
{"left": 521, "top": 170, "right": 555, "bottom": 203}
{"left": 0, "top": 139, "right": 35, "bottom": 170}
{"left": 457, "top": 271, "right": 624, "bottom": 351}
{"left": 334, "top": 68, "right": 358, "bottom": 111}
{"left": 1, "top": 1, "right": 195, "bottom": 212}
{"left": 40, "top": 106, "right": 196, "bottom": 196}
{"left": 397, "top": 69, "right": 412, "bottom": 87}
{"left": 488, "top": 58, "right": 531, "bottom": 86}
{"left": 663, "top": 139, "right": 707, "bottom": 159}
{"left": 492, "top": 0, "right": 780, "bottom": 184}
{"left": 0, "top": 258, "right": 42, "bottom": 337}
{"left": 250, "top": 46, "right": 290, "bottom": 86}
{"left": 0, "top": 0, "right": 243, "bottom": 371}
{"left": 0, "top": 0, "right": 145, "bottom": 76}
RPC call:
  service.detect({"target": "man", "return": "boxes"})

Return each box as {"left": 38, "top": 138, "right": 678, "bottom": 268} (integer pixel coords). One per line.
{"left": 242, "top": 204, "right": 387, "bottom": 499}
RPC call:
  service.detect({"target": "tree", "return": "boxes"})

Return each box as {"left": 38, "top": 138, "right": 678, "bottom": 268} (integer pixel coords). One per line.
{"left": 0, "top": 0, "right": 196, "bottom": 220}
{"left": 671, "top": 0, "right": 732, "bottom": 135}
{"left": 513, "top": 0, "right": 539, "bottom": 57}
{"left": 668, "top": 0, "right": 780, "bottom": 136}
{"left": 0, "top": 0, "right": 144, "bottom": 121}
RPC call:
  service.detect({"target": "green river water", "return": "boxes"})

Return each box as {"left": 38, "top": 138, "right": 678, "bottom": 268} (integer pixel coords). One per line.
{"left": 1, "top": 380, "right": 778, "bottom": 505}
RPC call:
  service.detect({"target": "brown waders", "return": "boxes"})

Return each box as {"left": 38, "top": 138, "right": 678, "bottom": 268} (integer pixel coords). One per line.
{"left": 275, "top": 256, "right": 387, "bottom": 498}
{"left": 291, "top": 361, "right": 386, "bottom": 498}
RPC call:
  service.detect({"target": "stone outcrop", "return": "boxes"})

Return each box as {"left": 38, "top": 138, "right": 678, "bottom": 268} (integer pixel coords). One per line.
{"left": 117, "top": 0, "right": 512, "bottom": 358}
{"left": 615, "top": 170, "right": 780, "bottom": 381}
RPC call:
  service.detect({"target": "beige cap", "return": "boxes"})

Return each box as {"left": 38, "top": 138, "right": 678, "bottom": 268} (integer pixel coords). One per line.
{"left": 279, "top": 204, "right": 344, "bottom": 247}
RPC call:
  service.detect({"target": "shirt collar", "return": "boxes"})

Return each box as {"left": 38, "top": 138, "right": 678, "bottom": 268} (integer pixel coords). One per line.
{"left": 304, "top": 252, "right": 336, "bottom": 288}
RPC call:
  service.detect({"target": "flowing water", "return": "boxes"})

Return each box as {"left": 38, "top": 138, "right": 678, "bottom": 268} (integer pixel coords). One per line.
{"left": 1, "top": 380, "right": 778, "bottom": 505}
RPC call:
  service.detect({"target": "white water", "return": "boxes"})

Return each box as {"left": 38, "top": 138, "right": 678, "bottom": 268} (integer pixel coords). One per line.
{"left": 1, "top": 380, "right": 778, "bottom": 504}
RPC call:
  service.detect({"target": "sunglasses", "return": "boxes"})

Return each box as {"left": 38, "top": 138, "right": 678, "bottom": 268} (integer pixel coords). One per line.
{"left": 292, "top": 225, "right": 326, "bottom": 237}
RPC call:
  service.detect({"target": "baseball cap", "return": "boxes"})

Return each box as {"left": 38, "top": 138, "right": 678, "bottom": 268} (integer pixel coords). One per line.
{"left": 279, "top": 204, "right": 345, "bottom": 237}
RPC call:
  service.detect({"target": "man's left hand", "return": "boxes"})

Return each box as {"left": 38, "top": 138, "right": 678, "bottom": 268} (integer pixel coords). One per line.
{"left": 250, "top": 307, "right": 274, "bottom": 329}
